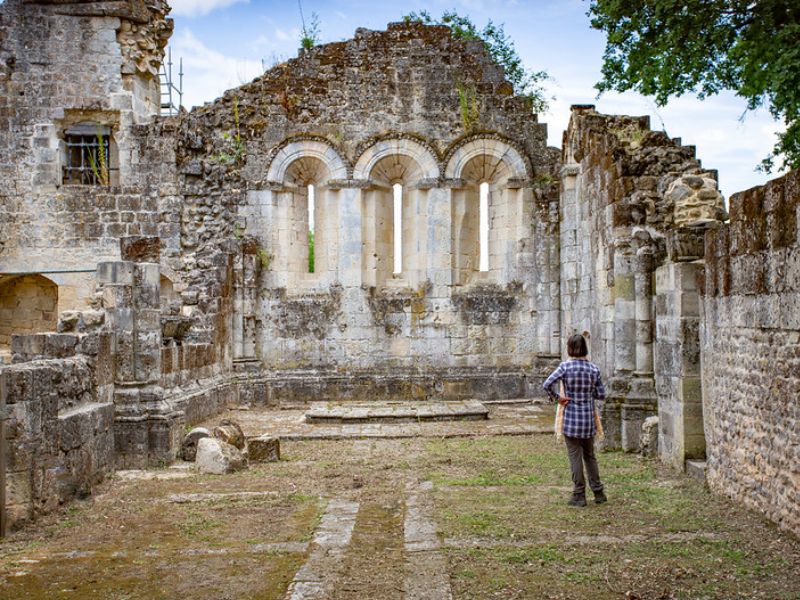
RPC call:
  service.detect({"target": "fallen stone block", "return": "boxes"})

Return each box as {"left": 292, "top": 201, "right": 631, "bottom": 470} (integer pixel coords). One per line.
{"left": 213, "top": 419, "right": 245, "bottom": 450}
{"left": 248, "top": 435, "right": 280, "bottom": 463}
{"left": 195, "top": 438, "right": 247, "bottom": 475}
{"left": 181, "top": 427, "right": 211, "bottom": 462}
{"left": 639, "top": 416, "right": 659, "bottom": 457}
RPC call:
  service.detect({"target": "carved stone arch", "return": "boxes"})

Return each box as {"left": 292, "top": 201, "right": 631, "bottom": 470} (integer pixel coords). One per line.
{"left": 444, "top": 135, "right": 530, "bottom": 183}
{"left": 266, "top": 137, "right": 348, "bottom": 183}
{"left": 353, "top": 136, "right": 440, "bottom": 183}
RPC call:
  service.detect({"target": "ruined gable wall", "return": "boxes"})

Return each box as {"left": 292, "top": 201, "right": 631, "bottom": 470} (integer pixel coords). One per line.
{"left": 700, "top": 170, "right": 800, "bottom": 536}
{"left": 165, "top": 22, "right": 561, "bottom": 391}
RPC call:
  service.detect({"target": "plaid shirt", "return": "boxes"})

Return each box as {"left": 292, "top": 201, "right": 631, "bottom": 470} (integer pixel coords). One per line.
{"left": 543, "top": 359, "right": 606, "bottom": 438}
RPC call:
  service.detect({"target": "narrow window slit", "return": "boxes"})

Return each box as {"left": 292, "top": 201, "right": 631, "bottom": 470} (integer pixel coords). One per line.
{"left": 393, "top": 183, "right": 402, "bottom": 275}
{"left": 479, "top": 182, "right": 489, "bottom": 272}
{"left": 308, "top": 183, "right": 315, "bottom": 274}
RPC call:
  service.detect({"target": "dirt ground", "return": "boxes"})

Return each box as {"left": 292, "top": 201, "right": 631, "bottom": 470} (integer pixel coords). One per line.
{"left": 0, "top": 431, "right": 798, "bottom": 599}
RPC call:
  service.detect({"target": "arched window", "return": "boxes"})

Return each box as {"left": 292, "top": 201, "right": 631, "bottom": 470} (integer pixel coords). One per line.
{"left": 446, "top": 138, "right": 529, "bottom": 285}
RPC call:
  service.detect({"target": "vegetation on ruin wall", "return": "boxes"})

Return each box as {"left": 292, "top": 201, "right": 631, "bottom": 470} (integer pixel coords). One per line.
{"left": 589, "top": 0, "right": 800, "bottom": 172}
{"left": 403, "top": 10, "right": 550, "bottom": 114}
{"left": 212, "top": 97, "right": 245, "bottom": 165}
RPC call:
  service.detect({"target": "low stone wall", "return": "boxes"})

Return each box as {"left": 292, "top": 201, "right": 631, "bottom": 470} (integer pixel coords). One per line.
{"left": 700, "top": 170, "right": 800, "bottom": 536}
{"left": 231, "top": 363, "right": 559, "bottom": 405}
{"left": 2, "top": 356, "right": 113, "bottom": 529}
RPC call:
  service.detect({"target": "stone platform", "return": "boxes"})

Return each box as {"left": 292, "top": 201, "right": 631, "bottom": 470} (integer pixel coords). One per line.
{"left": 200, "top": 401, "right": 554, "bottom": 441}
{"left": 304, "top": 400, "right": 489, "bottom": 424}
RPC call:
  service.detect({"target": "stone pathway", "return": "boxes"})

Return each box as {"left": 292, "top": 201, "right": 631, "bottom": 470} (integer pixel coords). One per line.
{"left": 286, "top": 499, "right": 360, "bottom": 600}
{"left": 404, "top": 481, "right": 453, "bottom": 600}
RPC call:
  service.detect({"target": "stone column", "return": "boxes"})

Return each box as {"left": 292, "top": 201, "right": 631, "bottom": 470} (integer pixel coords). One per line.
{"left": 617, "top": 240, "right": 658, "bottom": 452}
{"left": 334, "top": 184, "right": 364, "bottom": 288}
{"left": 613, "top": 237, "right": 637, "bottom": 373}
{"left": 425, "top": 186, "right": 453, "bottom": 295}
{"left": 604, "top": 236, "right": 636, "bottom": 449}
{"left": 101, "top": 237, "right": 183, "bottom": 468}
{"left": 656, "top": 227, "right": 709, "bottom": 469}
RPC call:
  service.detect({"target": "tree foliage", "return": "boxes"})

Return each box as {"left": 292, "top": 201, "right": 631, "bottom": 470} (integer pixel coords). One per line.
{"left": 404, "top": 10, "right": 550, "bottom": 114}
{"left": 588, "top": 0, "right": 800, "bottom": 172}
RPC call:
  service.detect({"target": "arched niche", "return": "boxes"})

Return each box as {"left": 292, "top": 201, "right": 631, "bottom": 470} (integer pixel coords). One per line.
{"left": 266, "top": 139, "right": 348, "bottom": 183}
{"left": 355, "top": 139, "right": 439, "bottom": 289}
{"left": 0, "top": 274, "right": 58, "bottom": 355}
{"left": 446, "top": 137, "right": 531, "bottom": 285}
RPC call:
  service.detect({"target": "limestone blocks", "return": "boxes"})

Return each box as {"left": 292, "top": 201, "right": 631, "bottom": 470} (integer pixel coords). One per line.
{"left": 116, "top": 2, "right": 173, "bottom": 78}
{"left": 248, "top": 435, "right": 281, "bottom": 463}
{"left": 668, "top": 173, "right": 727, "bottom": 227}
{"left": 180, "top": 427, "right": 211, "bottom": 461}
{"left": 195, "top": 437, "right": 247, "bottom": 475}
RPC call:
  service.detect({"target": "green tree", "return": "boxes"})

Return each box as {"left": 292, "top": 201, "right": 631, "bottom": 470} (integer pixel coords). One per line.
{"left": 308, "top": 230, "right": 315, "bottom": 273}
{"left": 588, "top": 0, "right": 800, "bottom": 172}
{"left": 404, "top": 10, "right": 550, "bottom": 113}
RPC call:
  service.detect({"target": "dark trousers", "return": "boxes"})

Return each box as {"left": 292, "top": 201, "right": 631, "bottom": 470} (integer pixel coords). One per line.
{"left": 565, "top": 435, "right": 604, "bottom": 497}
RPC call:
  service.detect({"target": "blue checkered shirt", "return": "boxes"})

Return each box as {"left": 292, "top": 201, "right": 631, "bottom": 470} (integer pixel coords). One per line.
{"left": 543, "top": 359, "right": 606, "bottom": 438}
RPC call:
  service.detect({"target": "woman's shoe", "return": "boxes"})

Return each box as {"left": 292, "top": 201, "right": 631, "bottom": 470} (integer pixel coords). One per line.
{"left": 594, "top": 491, "right": 608, "bottom": 504}
{"left": 568, "top": 494, "right": 587, "bottom": 507}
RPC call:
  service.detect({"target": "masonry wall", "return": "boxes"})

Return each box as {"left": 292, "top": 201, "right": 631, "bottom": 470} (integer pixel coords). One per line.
{"left": 0, "top": 0, "right": 171, "bottom": 296}
{"left": 560, "top": 106, "right": 726, "bottom": 450}
{"left": 700, "top": 170, "right": 800, "bottom": 536}
{"left": 3, "top": 331, "right": 115, "bottom": 528}
{"left": 168, "top": 22, "right": 563, "bottom": 392}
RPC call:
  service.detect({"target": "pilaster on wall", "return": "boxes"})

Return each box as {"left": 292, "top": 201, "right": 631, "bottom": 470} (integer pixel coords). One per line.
{"left": 99, "top": 237, "right": 183, "bottom": 468}
{"left": 232, "top": 238, "right": 260, "bottom": 362}
{"left": 655, "top": 232, "right": 707, "bottom": 469}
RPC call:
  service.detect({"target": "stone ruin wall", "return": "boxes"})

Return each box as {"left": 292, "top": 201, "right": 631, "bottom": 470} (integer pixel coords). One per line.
{"left": 0, "top": 0, "right": 172, "bottom": 320}
{"left": 560, "top": 106, "right": 726, "bottom": 452}
{"left": 170, "top": 22, "right": 564, "bottom": 400}
{"left": 700, "top": 170, "right": 800, "bottom": 535}
{"left": 0, "top": 1, "right": 797, "bottom": 537}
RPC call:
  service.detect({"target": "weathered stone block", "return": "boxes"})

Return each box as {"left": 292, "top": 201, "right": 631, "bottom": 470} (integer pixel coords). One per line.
{"left": 248, "top": 435, "right": 280, "bottom": 463}
{"left": 181, "top": 427, "right": 211, "bottom": 461}
{"left": 195, "top": 438, "right": 247, "bottom": 475}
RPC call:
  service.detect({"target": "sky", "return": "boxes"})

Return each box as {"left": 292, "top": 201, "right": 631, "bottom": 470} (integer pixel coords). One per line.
{"left": 165, "top": 0, "right": 787, "bottom": 198}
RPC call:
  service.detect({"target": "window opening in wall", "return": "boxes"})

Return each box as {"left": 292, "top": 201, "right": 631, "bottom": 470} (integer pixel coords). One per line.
{"left": 393, "top": 183, "right": 402, "bottom": 274}
{"left": 63, "top": 123, "right": 116, "bottom": 185}
{"left": 308, "top": 183, "right": 315, "bottom": 274}
{"left": 479, "top": 182, "right": 489, "bottom": 272}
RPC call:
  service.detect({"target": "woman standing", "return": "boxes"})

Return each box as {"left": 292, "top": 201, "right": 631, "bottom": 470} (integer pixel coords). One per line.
{"left": 542, "top": 334, "right": 607, "bottom": 507}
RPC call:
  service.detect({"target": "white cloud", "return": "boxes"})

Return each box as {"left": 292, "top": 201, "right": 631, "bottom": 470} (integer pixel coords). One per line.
{"left": 169, "top": 0, "right": 249, "bottom": 18}
{"left": 171, "top": 29, "right": 263, "bottom": 109}
{"left": 274, "top": 28, "right": 293, "bottom": 42}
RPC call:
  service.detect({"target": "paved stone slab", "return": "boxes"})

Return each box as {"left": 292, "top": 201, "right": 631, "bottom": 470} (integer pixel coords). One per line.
{"left": 404, "top": 480, "right": 453, "bottom": 600}
{"left": 304, "top": 400, "right": 489, "bottom": 424}
{"left": 286, "top": 498, "right": 360, "bottom": 600}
